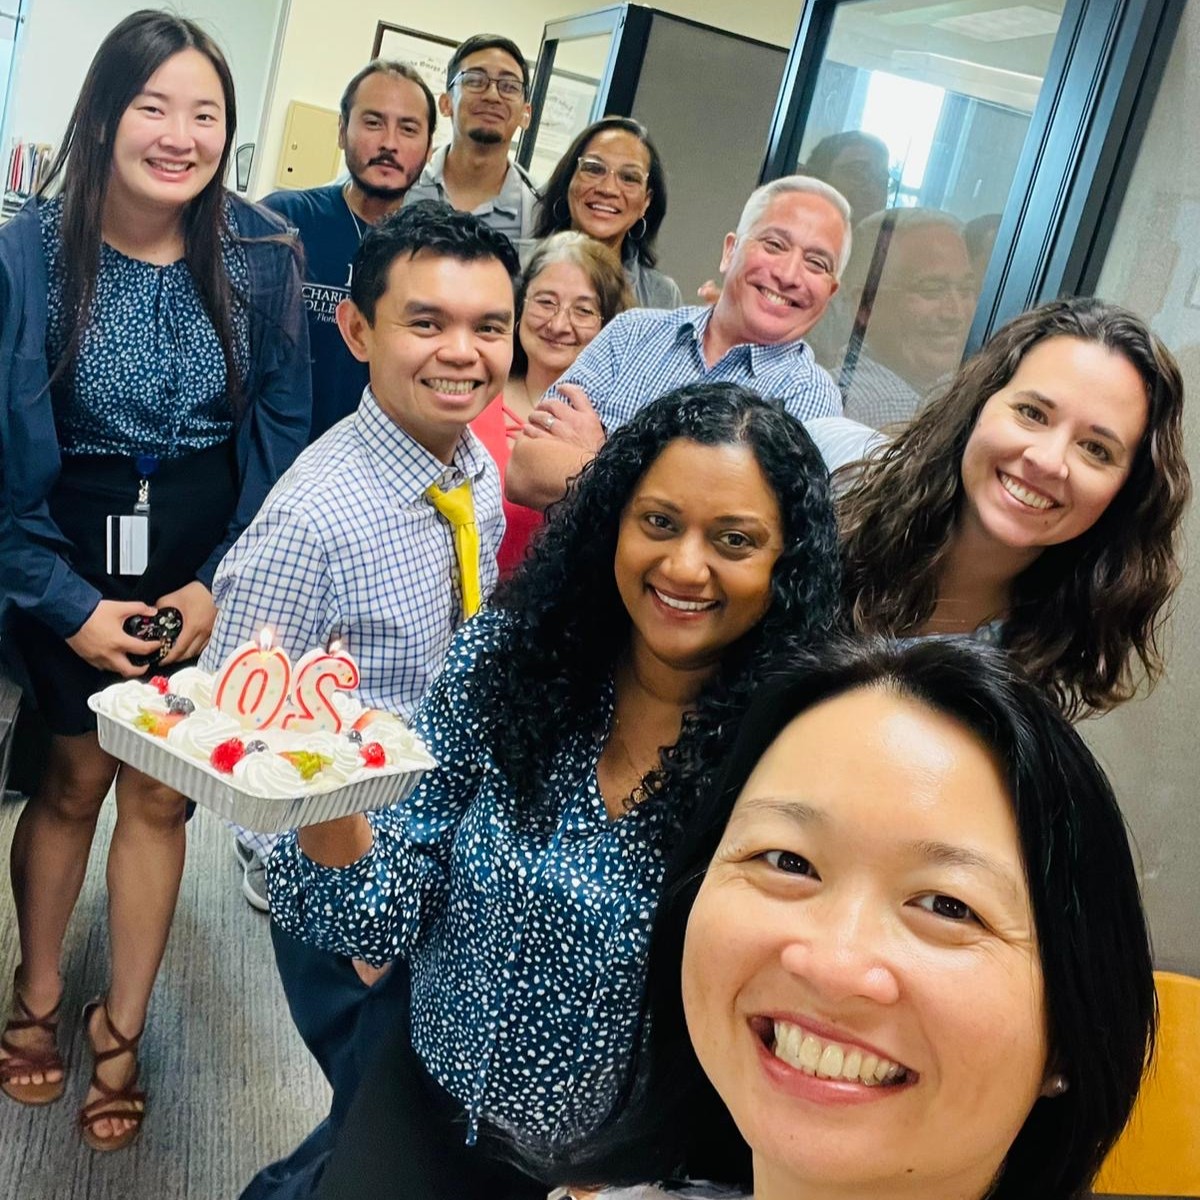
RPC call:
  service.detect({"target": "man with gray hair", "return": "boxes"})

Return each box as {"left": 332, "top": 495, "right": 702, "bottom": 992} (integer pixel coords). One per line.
{"left": 507, "top": 175, "right": 878, "bottom": 511}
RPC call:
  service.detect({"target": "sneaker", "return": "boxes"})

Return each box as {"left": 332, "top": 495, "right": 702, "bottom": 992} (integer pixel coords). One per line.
{"left": 233, "top": 838, "right": 270, "bottom": 913}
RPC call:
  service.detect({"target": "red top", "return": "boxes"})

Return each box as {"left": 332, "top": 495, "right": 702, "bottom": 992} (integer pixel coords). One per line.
{"left": 470, "top": 397, "right": 544, "bottom": 577}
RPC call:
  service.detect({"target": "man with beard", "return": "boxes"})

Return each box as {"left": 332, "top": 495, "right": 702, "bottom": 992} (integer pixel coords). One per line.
{"left": 261, "top": 60, "right": 436, "bottom": 443}
{"left": 403, "top": 34, "right": 537, "bottom": 244}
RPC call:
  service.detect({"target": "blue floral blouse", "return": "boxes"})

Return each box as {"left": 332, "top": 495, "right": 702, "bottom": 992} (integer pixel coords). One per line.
{"left": 267, "top": 611, "right": 679, "bottom": 1151}
{"left": 40, "top": 195, "right": 250, "bottom": 459}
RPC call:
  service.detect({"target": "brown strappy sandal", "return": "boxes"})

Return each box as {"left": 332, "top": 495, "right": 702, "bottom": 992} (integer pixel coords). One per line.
{"left": 79, "top": 998, "right": 146, "bottom": 1153}
{"left": 0, "top": 972, "right": 65, "bottom": 1106}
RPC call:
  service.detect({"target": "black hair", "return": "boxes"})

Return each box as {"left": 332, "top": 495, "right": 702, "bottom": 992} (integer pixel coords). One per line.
{"left": 446, "top": 33, "right": 529, "bottom": 94}
{"left": 339, "top": 58, "right": 437, "bottom": 145}
{"left": 804, "top": 129, "right": 890, "bottom": 179}
{"left": 532, "top": 116, "right": 668, "bottom": 269}
{"left": 39, "top": 9, "right": 246, "bottom": 409}
{"left": 553, "top": 638, "right": 1156, "bottom": 1200}
{"left": 486, "top": 382, "right": 841, "bottom": 823}
{"left": 348, "top": 200, "right": 520, "bottom": 325}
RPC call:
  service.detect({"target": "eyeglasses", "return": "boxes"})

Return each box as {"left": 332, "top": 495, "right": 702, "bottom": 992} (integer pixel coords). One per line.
{"left": 525, "top": 294, "right": 602, "bottom": 330}
{"left": 449, "top": 69, "right": 526, "bottom": 100}
{"left": 575, "top": 155, "right": 649, "bottom": 192}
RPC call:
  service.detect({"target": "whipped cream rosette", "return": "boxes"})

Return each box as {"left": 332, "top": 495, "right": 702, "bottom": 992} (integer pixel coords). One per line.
{"left": 87, "top": 642, "right": 435, "bottom": 829}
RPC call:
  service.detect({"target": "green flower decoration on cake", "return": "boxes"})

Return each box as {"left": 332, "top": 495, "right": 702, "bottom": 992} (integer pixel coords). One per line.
{"left": 280, "top": 750, "right": 333, "bottom": 781}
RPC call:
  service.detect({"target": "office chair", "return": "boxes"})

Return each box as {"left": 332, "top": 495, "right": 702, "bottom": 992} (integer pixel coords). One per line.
{"left": 1094, "top": 970, "right": 1200, "bottom": 1196}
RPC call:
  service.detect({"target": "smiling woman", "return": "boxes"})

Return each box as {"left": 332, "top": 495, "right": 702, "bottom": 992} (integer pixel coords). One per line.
{"left": 551, "top": 638, "right": 1156, "bottom": 1200}
{"left": 838, "top": 296, "right": 1190, "bottom": 718}
{"left": 472, "top": 230, "right": 632, "bottom": 573}
{"left": 258, "top": 383, "right": 841, "bottom": 1198}
{"left": 0, "top": 9, "right": 309, "bottom": 1152}
{"left": 531, "top": 116, "right": 682, "bottom": 309}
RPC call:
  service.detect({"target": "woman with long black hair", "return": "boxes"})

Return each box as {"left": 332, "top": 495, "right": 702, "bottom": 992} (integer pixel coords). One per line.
{"left": 0, "top": 9, "right": 308, "bottom": 1149}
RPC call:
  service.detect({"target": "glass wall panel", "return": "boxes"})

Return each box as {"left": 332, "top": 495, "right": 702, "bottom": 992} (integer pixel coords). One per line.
{"left": 796, "top": 0, "right": 1064, "bottom": 431}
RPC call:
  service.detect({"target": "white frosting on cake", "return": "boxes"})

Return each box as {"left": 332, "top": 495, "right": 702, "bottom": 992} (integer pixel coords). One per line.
{"left": 97, "top": 680, "right": 168, "bottom": 722}
{"left": 166, "top": 707, "right": 241, "bottom": 758}
{"left": 166, "top": 667, "right": 213, "bottom": 707}
{"left": 89, "top": 658, "right": 435, "bottom": 802}
{"left": 233, "top": 750, "right": 306, "bottom": 796}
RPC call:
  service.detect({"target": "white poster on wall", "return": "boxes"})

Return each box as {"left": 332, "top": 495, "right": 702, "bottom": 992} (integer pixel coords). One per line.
{"left": 373, "top": 23, "right": 458, "bottom": 152}
{"left": 527, "top": 71, "right": 598, "bottom": 188}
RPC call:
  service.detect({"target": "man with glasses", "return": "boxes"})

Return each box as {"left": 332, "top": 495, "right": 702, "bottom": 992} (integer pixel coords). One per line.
{"left": 403, "top": 33, "right": 538, "bottom": 244}
{"left": 836, "top": 208, "right": 977, "bottom": 430}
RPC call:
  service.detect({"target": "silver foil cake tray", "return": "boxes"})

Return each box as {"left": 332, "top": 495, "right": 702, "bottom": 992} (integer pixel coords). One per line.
{"left": 88, "top": 701, "right": 435, "bottom": 833}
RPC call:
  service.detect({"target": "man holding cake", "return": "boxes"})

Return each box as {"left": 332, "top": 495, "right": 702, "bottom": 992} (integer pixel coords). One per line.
{"left": 200, "top": 201, "right": 514, "bottom": 1117}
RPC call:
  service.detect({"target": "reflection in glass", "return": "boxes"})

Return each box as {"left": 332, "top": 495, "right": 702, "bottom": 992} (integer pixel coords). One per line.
{"left": 797, "top": 0, "right": 1064, "bottom": 430}
{"left": 522, "top": 31, "right": 610, "bottom": 188}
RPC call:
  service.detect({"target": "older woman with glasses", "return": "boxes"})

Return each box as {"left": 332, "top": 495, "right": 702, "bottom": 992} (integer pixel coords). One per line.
{"left": 529, "top": 116, "right": 681, "bottom": 309}
{"left": 472, "top": 231, "right": 632, "bottom": 572}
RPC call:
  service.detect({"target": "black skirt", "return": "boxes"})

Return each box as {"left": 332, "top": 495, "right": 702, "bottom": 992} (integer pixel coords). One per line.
{"left": 8, "top": 443, "right": 237, "bottom": 736}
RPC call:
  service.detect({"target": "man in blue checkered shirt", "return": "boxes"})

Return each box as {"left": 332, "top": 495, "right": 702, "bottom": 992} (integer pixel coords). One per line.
{"left": 507, "top": 175, "right": 882, "bottom": 511}
{"left": 198, "top": 203, "right": 517, "bottom": 1100}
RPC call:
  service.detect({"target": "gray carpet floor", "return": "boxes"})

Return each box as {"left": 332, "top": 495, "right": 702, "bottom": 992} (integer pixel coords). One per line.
{"left": 0, "top": 794, "right": 331, "bottom": 1200}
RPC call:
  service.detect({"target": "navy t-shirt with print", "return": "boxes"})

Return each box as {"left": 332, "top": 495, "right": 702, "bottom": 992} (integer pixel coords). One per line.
{"left": 261, "top": 184, "right": 367, "bottom": 440}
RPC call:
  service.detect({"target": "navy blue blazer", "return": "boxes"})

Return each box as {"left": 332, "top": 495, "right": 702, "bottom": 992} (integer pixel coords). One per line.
{"left": 0, "top": 193, "right": 311, "bottom": 638}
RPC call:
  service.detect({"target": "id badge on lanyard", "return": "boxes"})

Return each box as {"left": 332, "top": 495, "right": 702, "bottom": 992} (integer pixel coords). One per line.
{"left": 105, "top": 454, "right": 158, "bottom": 576}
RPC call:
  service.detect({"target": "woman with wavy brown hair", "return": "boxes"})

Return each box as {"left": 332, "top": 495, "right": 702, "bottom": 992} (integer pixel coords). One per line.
{"left": 838, "top": 296, "right": 1189, "bottom": 719}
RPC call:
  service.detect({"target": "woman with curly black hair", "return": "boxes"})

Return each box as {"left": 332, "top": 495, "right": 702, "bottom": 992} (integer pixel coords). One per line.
{"left": 839, "top": 296, "right": 1190, "bottom": 719}
{"left": 258, "top": 382, "right": 841, "bottom": 1199}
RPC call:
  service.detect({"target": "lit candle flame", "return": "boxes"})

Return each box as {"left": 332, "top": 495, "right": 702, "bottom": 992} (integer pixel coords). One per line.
{"left": 326, "top": 634, "right": 344, "bottom": 655}
{"left": 257, "top": 626, "right": 274, "bottom": 652}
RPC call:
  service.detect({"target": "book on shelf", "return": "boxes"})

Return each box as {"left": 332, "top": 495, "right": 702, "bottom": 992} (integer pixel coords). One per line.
{"left": 3, "top": 139, "right": 55, "bottom": 215}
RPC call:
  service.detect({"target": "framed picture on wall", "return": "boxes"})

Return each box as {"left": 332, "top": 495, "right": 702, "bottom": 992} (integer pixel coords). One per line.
{"left": 371, "top": 23, "right": 458, "bottom": 150}
{"left": 525, "top": 69, "right": 598, "bottom": 188}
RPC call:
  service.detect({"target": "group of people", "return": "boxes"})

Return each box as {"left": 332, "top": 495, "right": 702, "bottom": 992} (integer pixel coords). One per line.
{"left": 0, "top": 10, "right": 1191, "bottom": 1200}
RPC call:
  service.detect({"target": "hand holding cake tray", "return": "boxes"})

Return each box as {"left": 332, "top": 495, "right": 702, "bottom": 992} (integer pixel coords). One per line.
{"left": 87, "top": 631, "right": 436, "bottom": 833}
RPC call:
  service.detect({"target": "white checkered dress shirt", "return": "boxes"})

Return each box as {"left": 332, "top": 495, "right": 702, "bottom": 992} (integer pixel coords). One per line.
{"left": 202, "top": 386, "right": 502, "bottom": 857}
{"left": 838, "top": 348, "right": 923, "bottom": 431}
{"left": 552, "top": 304, "right": 843, "bottom": 429}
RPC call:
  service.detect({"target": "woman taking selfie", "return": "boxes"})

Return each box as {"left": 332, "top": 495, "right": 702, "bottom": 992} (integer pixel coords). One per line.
{"left": 556, "top": 638, "right": 1156, "bottom": 1200}
{"left": 839, "top": 297, "right": 1189, "bottom": 717}
{"left": 252, "top": 383, "right": 841, "bottom": 1199}
{"left": 0, "top": 10, "right": 308, "bottom": 1149}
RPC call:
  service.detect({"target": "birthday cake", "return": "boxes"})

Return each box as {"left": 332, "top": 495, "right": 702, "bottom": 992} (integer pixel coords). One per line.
{"left": 88, "top": 637, "right": 435, "bottom": 831}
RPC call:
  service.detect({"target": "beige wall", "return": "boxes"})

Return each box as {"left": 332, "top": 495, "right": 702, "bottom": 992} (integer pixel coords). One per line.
{"left": 9, "top": 0, "right": 285, "bottom": 166}
{"left": 1089, "top": 2, "right": 1200, "bottom": 975}
{"left": 251, "top": 0, "right": 801, "bottom": 197}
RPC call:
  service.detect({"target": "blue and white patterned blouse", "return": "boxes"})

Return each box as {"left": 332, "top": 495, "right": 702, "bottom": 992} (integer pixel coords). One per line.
{"left": 268, "top": 610, "right": 678, "bottom": 1151}
{"left": 40, "top": 195, "right": 250, "bottom": 459}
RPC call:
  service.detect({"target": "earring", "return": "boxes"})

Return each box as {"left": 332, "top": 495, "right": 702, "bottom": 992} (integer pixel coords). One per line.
{"left": 628, "top": 216, "right": 648, "bottom": 242}
{"left": 1044, "top": 1074, "right": 1069, "bottom": 1097}
{"left": 553, "top": 196, "right": 570, "bottom": 228}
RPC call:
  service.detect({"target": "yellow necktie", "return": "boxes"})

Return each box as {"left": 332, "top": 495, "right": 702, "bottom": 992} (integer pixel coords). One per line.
{"left": 425, "top": 480, "right": 482, "bottom": 619}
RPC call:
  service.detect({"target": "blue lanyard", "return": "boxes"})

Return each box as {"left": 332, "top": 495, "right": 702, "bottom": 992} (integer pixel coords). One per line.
{"left": 134, "top": 453, "right": 159, "bottom": 515}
